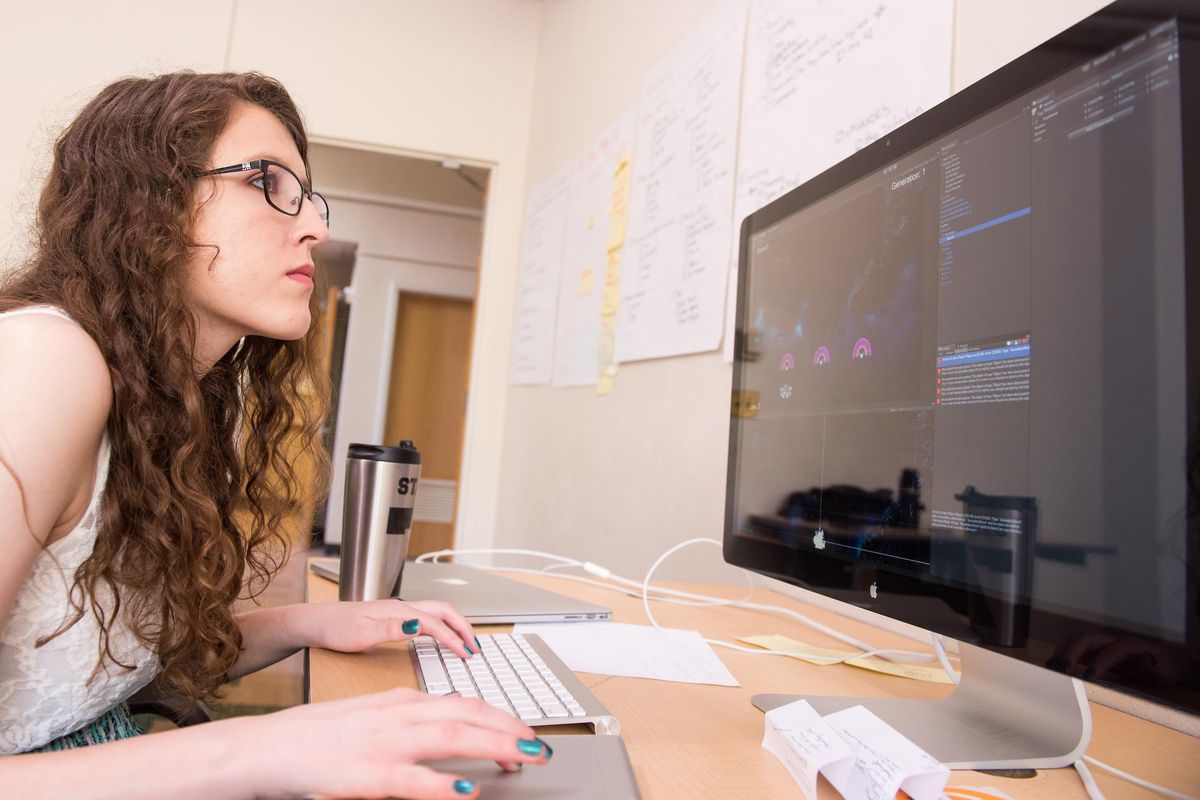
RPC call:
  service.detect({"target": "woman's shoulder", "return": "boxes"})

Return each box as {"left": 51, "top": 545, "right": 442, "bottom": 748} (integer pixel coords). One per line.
{"left": 0, "top": 305, "right": 112, "bottom": 425}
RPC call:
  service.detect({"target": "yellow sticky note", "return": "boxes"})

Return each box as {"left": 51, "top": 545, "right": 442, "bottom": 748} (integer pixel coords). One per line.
{"left": 606, "top": 153, "right": 633, "bottom": 253}
{"left": 596, "top": 369, "right": 616, "bottom": 395}
{"left": 600, "top": 251, "right": 622, "bottom": 316}
{"left": 578, "top": 269, "right": 594, "bottom": 295}
{"left": 739, "top": 634, "right": 955, "bottom": 685}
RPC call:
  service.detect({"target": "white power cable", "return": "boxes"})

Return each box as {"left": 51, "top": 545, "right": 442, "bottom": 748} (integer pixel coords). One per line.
{"left": 932, "top": 634, "right": 960, "bottom": 685}
{"left": 442, "top": 559, "right": 737, "bottom": 606}
{"left": 1074, "top": 759, "right": 1107, "bottom": 800}
{"left": 637, "top": 538, "right": 942, "bottom": 664}
{"left": 418, "top": 550, "right": 751, "bottom": 606}
{"left": 420, "top": 548, "right": 760, "bottom": 607}
{"left": 1080, "top": 756, "right": 1197, "bottom": 800}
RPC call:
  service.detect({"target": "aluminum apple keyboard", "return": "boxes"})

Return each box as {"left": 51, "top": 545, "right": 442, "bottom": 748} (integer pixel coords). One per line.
{"left": 411, "top": 633, "right": 620, "bottom": 735}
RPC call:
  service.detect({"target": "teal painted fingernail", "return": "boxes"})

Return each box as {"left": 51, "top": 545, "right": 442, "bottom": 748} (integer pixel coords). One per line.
{"left": 517, "top": 738, "right": 544, "bottom": 756}
{"left": 453, "top": 778, "right": 475, "bottom": 794}
{"left": 475, "top": 636, "right": 482, "bottom": 650}
{"left": 464, "top": 643, "right": 474, "bottom": 654}
{"left": 539, "top": 737, "right": 554, "bottom": 760}
{"left": 402, "top": 619, "right": 419, "bottom": 635}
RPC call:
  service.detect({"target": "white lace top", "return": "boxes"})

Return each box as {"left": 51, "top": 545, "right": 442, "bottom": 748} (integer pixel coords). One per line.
{"left": 0, "top": 307, "right": 158, "bottom": 754}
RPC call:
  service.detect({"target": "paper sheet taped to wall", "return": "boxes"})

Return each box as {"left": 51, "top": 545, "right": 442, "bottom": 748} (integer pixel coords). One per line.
{"left": 510, "top": 168, "right": 571, "bottom": 385}
{"left": 616, "top": 0, "right": 748, "bottom": 363}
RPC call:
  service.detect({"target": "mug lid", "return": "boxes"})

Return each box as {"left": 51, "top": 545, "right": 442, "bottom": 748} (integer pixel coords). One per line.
{"left": 347, "top": 441, "right": 421, "bottom": 464}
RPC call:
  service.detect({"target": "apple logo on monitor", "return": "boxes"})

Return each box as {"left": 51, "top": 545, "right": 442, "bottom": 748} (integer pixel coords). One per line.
{"left": 869, "top": 582, "right": 878, "bottom": 600}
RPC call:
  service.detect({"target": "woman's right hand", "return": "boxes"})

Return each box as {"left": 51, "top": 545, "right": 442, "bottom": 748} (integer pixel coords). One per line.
{"left": 251, "top": 688, "right": 552, "bottom": 799}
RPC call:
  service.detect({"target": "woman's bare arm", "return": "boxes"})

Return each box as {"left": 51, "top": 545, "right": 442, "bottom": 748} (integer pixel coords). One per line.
{"left": 0, "top": 716, "right": 268, "bottom": 800}
{"left": 0, "top": 689, "right": 551, "bottom": 800}
{"left": 0, "top": 314, "right": 111, "bottom": 640}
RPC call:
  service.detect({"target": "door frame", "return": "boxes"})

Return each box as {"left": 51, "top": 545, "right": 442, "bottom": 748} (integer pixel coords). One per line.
{"left": 322, "top": 254, "right": 477, "bottom": 544}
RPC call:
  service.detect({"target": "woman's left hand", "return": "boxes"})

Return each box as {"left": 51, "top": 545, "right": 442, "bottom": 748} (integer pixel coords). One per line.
{"left": 304, "top": 598, "right": 479, "bottom": 659}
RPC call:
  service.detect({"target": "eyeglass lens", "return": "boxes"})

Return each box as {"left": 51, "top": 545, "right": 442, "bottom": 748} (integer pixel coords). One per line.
{"left": 262, "top": 163, "right": 329, "bottom": 224}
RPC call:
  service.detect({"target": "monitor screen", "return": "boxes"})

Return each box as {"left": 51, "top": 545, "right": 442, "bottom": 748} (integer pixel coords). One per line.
{"left": 726, "top": 1, "right": 1199, "bottom": 715}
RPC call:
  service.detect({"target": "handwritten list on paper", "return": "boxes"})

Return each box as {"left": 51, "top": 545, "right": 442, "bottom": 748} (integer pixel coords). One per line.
{"left": 509, "top": 169, "right": 571, "bottom": 386}
{"left": 616, "top": 0, "right": 747, "bottom": 363}
{"left": 723, "top": 0, "right": 954, "bottom": 361}
{"left": 553, "top": 112, "right": 636, "bottom": 388}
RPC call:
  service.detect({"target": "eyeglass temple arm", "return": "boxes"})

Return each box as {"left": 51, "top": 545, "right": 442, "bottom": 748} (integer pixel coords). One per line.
{"left": 202, "top": 162, "right": 259, "bottom": 176}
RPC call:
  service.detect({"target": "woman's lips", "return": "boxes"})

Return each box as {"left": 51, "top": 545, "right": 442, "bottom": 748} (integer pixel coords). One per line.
{"left": 287, "top": 264, "right": 315, "bottom": 285}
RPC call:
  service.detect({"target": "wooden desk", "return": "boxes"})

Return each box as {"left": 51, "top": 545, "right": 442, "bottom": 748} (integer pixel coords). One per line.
{"left": 305, "top": 564, "right": 1199, "bottom": 799}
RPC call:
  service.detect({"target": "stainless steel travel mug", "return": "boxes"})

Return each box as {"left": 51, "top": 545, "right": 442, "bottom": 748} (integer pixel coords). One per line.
{"left": 338, "top": 441, "right": 422, "bottom": 601}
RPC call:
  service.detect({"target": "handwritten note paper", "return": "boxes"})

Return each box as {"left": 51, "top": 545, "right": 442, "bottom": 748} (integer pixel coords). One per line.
{"left": 724, "top": 0, "right": 953, "bottom": 361}
{"left": 824, "top": 705, "right": 949, "bottom": 800}
{"left": 763, "top": 700, "right": 855, "bottom": 799}
{"left": 616, "top": 0, "right": 747, "bottom": 362}
{"left": 510, "top": 168, "right": 571, "bottom": 385}
{"left": 763, "top": 701, "right": 950, "bottom": 800}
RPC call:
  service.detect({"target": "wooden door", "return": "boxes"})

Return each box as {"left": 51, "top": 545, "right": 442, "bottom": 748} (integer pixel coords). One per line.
{"left": 383, "top": 292, "right": 473, "bottom": 556}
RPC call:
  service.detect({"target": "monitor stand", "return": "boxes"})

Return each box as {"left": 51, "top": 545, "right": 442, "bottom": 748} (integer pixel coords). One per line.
{"left": 752, "top": 641, "right": 1091, "bottom": 770}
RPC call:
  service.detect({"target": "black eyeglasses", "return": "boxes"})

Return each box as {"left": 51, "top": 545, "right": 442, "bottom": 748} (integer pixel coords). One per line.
{"left": 200, "top": 159, "right": 330, "bottom": 225}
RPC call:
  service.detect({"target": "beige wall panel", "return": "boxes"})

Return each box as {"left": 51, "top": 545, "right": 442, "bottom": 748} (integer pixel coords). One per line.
{"left": 0, "top": 1, "right": 232, "bottom": 271}
{"left": 953, "top": 0, "right": 1111, "bottom": 91}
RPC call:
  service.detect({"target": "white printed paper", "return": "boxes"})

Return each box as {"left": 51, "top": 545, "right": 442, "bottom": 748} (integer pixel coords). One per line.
{"left": 762, "top": 701, "right": 949, "bottom": 800}
{"left": 553, "top": 111, "right": 636, "bottom": 387}
{"left": 725, "top": 0, "right": 954, "bottom": 361}
{"left": 510, "top": 168, "right": 572, "bottom": 385}
{"left": 616, "top": 0, "right": 748, "bottom": 362}
{"left": 513, "top": 621, "right": 738, "bottom": 686}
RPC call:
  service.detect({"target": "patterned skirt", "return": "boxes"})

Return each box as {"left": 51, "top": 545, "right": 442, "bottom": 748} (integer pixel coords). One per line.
{"left": 31, "top": 702, "right": 142, "bottom": 752}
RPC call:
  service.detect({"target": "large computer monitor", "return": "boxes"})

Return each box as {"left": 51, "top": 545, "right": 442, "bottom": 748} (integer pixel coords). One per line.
{"left": 725, "top": 0, "right": 1199, "bottom": 769}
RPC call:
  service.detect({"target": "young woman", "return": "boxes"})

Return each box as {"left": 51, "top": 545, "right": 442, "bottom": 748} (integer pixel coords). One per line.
{"left": 0, "top": 71, "right": 549, "bottom": 798}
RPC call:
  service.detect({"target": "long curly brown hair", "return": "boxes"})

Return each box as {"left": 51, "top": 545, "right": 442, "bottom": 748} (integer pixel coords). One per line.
{"left": 0, "top": 71, "right": 330, "bottom": 708}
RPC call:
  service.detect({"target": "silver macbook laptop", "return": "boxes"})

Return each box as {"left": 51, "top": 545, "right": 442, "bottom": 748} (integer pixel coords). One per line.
{"left": 310, "top": 558, "right": 612, "bottom": 624}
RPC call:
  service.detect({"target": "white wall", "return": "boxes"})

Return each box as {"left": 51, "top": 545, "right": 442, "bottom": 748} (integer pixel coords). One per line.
{"left": 492, "top": 0, "right": 1111, "bottom": 587}
{"left": 0, "top": 1, "right": 232, "bottom": 267}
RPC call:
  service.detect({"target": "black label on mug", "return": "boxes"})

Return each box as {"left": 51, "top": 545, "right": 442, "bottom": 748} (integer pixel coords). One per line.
{"left": 387, "top": 507, "right": 414, "bottom": 534}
